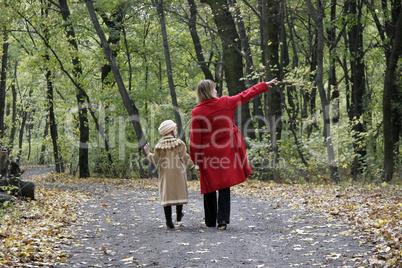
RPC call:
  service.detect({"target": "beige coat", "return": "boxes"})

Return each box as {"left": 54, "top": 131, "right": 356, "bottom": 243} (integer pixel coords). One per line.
{"left": 147, "top": 135, "right": 195, "bottom": 207}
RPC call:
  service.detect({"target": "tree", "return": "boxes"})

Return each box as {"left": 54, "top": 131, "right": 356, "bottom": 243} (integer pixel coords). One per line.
{"left": 0, "top": 27, "right": 8, "bottom": 139}
{"left": 327, "top": 0, "right": 340, "bottom": 127}
{"left": 230, "top": 0, "right": 261, "bottom": 140}
{"left": 262, "top": 0, "right": 282, "bottom": 182}
{"left": 8, "top": 62, "right": 17, "bottom": 147}
{"left": 42, "top": 0, "right": 64, "bottom": 173}
{"left": 366, "top": 0, "right": 402, "bottom": 181}
{"left": 201, "top": 0, "right": 253, "bottom": 140}
{"left": 0, "top": 0, "right": 399, "bottom": 183}
{"left": 58, "top": 0, "right": 90, "bottom": 178}
{"left": 382, "top": 5, "right": 402, "bottom": 182}
{"left": 187, "top": 0, "right": 214, "bottom": 81}
{"left": 306, "top": 0, "right": 339, "bottom": 183}
{"left": 345, "top": 0, "right": 367, "bottom": 176}
{"left": 153, "top": 0, "right": 186, "bottom": 142}
{"left": 84, "top": 0, "right": 156, "bottom": 176}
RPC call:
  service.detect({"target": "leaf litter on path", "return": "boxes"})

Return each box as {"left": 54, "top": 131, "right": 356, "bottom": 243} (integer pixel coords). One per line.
{"left": 1, "top": 171, "right": 400, "bottom": 267}
{"left": 230, "top": 180, "right": 402, "bottom": 267}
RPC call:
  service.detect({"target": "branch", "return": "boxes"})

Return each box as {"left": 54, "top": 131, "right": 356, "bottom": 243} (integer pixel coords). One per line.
{"left": 241, "top": 0, "right": 260, "bottom": 18}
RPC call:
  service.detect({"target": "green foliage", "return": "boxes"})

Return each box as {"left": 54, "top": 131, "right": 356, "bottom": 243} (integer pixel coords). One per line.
{"left": 0, "top": 0, "right": 400, "bottom": 182}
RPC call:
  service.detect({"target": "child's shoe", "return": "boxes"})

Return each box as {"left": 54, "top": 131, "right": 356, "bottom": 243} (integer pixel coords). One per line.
{"left": 177, "top": 212, "right": 184, "bottom": 222}
{"left": 176, "top": 205, "right": 184, "bottom": 222}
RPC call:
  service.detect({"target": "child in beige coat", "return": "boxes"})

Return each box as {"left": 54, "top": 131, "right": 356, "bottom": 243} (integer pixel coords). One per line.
{"left": 144, "top": 120, "right": 197, "bottom": 229}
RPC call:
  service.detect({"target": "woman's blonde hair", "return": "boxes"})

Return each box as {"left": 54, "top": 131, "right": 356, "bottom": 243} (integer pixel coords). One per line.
{"left": 196, "top": 79, "right": 216, "bottom": 103}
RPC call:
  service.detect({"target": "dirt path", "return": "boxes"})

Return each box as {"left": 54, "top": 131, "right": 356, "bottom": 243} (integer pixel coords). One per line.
{"left": 37, "top": 180, "right": 371, "bottom": 267}
{"left": 22, "top": 165, "right": 55, "bottom": 180}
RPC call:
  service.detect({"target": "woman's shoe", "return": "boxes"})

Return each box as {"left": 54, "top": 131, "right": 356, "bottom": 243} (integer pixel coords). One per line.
{"left": 166, "top": 221, "right": 175, "bottom": 229}
{"left": 217, "top": 220, "right": 227, "bottom": 230}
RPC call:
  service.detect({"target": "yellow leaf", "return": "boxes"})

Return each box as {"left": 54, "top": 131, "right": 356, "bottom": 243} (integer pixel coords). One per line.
{"left": 106, "top": 218, "right": 111, "bottom": 222}
{"left": 18, "top": 251, "right": 30, "bottom": 258}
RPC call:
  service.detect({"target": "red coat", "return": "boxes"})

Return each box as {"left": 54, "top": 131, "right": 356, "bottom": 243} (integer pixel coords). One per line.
{"left": 190, "top": 82, "right": 269, "bottom": 194}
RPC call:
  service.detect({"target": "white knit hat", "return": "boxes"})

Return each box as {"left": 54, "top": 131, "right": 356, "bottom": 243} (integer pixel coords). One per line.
{"left": 158, "top": 120, "right": 177, "bottom": 136}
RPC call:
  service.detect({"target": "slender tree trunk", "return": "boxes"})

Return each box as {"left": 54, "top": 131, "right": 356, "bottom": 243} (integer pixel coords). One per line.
{"left": 45, "top": 67, "right": 64, "bottom": 173}
{"left": 98, "top": 6, "right": 124, "bottom": 85}
{"left": 0, "top": 28, "right": 8, "bottom": 138}
{"left": 187, "top": 0, "right": 221, "bottom": 94}
{"left": 16, "top": 110, "right": 27, "bottom": 164}
{"left": 84, "top": 0, "right": 157, "bottom": 177}
{"left": 41, "top": 0, "right": 65, "bottom": 173}
{"left": 230, "top": 0, "right": 259, "bottom": 140}
{"left": 268, "top": 0, "right": 282, "bottom": 181}
{"left": 8, "top": 63, "right": 18, "bottom": 147}
{"left": 59, "top": 0, "right": 90, "bottom": 178}
{"left": 95, "top": 7, "right": 127, "bottom": 176}
{"left": 328, "top": 0, "right": 339, "bottom": 125}
{"left": 260, "top": 0, "right": 270, "bottom": 121}
{"left": 16, "top": 87, "right": 32, "bottom": 164}
{"left": 122, "top": 23, "right": 151, "bottom": 178}
{"left": 306, "top": 0, "right": 339, "bottom": 183}
{"left": 306, "top": 32, "right": 319, "bottom": 137}
{"left": 261, "top": 0, "right": 282, "bottom": 181}
{"left": 187, "top": 0, "right": 214, "bottom": 81}
{"left": 153, "top": 0, "right": 186, "bottom": 142}
{"left": 27, "top": 111, "right": 32, "bottom": 161}
{"left": 39, "top": 118, "right": 49, "bottom": 165}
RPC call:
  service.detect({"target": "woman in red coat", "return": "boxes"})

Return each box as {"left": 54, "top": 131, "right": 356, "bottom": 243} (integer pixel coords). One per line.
{"left": 190, "top": 78, "right": 277, "bottom": 230}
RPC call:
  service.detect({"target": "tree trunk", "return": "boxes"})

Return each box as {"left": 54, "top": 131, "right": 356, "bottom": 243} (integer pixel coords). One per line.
{"left": 201, "top": 0, "right": 252, "bottom": 140}
{"left": 45, "top": 66, "right": 64, "bottom": 173}
{"left": 230, "top": 0, "right": 259, "bottom": 140}
{"left": 16, "top": 110, "right": 27, "bottom": 164}
{"left": 345, "top": 0, "right": 367, "bottom": 176}
{"left": 84, "top": 0, "right": 157, "bottom": 177}
{"left": 95, "top": 6, "right": 127, "bottom": 176}
{"left": 260, "top": 0, "right": 282, "bottom": 182}
{"left": 306, "top": 33, "right": 319, "bottom": 137}
{"left": 0, "top": 28, "right": 8, "bottom": 138}
{"left": 187, "top": 0, "right": 214, "bottom": 81}
{"left": 154, "top": 0, "right": 187, "bottom": 142}
{"left": 306, "top": 0, "right": 339, "bottom": 183}
{"left": 328, "top": 0, "right": 339, "bottom": 125}
{"left": 27, "top": 111, "right": 32, "bottom": 162}
{"left": 58, "top": 0, "right": 90, "bottom": 178}
{"left": 383, "top": 6, "right": 402, "bottom": 182}
{"left": 8, "top": 63, "right": 18, "bottom": 147}
{"left": 267, "top": 0, "right": 282, "bottom": 182}
{"left": 42, "top": 1, "right": 64, "bottom": 173}
{"left": 39, "top": 118, "right": 49, "bottom": 165}
{"left": 123, "top": 23, "right": 151, "bottom": 178}
{"left": 98, "top": 6, "right": 124, "bottom": 85}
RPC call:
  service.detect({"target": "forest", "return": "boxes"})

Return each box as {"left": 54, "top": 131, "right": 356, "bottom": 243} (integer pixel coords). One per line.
{"left": 0, "top": 0, "right": 401, "bottom": 183}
